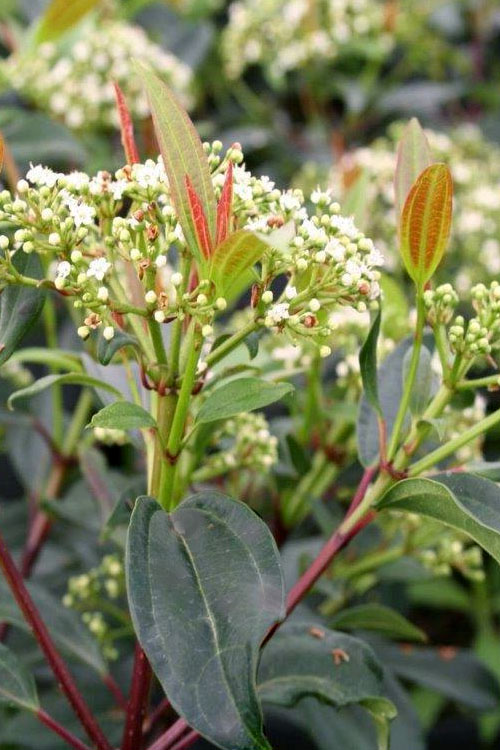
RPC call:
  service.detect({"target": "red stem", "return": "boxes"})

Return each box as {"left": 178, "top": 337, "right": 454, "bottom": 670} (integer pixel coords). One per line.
{"left": 170, "top": 730, "right": 200, "bottom": 750}
{"left": 37, "top": 709, "right": 93, "bottom": 750}
{"left": 143, "top": 697, "right": 171, "bottom": 735}
{"left": 0, "top": 530, "right": 112, "bottom": 750}
{"left": 121, "top": 644, "right": 153, "bottom": 750}
{"left": 102, "top": 672, "right": 128, "bottom": 711}
{"left": 146, "top": 718, "right": 189, "bottom": 750}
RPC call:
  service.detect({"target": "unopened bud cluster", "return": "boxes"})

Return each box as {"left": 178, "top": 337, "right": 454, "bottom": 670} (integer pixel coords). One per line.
{"left": 449, "top": 282, "right": 500, "bottom": 358}
{"left": 3, "top": 20, "right": 193, "bottom": 131}
{"left": 201, "top": 412, "right": 278, "bottom": 476}
{"left": 423, "top": 284, "right": 458, "bottom": 325}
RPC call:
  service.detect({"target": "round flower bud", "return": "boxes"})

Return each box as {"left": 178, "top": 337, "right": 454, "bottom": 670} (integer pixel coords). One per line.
{"left": 296, "top": 258, "right": 308, "bottom": 271}
{"left": 103, "top": 326, "right": 115, "bottom": 341}
{"left": 309, "top": 298, "right": 321, "bottom": 312}
{"left": 196, "top": 293, "right": 208, "bottom": 306}
{"left": 145, "top": 290, "right": 157, "bottom": 305}
{"left": 155, "top": 255, "right": 167, "bottom": 268}
{"left": 41, "top": 207, "right": 53, "bottom": 221}
{"left": 202, "top": 324, "right": 213, "bottom": 337}
{"left": 154, "top": 310, "right": 166, "bottom": 323}
{"left": 49, "top": 232, "right": 61, "bottom": 246}
{"left": 0, "top": 235, "right": 9, "bottom": 249}
{"left": 130, "top": 248, "right": 141, "bottom": 261}
{"left": 54, "top": 276, "right": 66, "bottom": 290}
{"left": 22, "top": 241, "right": 34, "bottom": 254}
{"left": 77, "top": 325, "right": 90, "bottom": 340}
{"left": 97, "top": 287, "right": 109, "bottom": 302}
{"left": 261, "top": 290, "right": 273, "bottom": 304}
{"left": 16, "top": 180, "right": 29, "bottom": 194}
{"left": 71, "top": 249, "right": 83, "bottom": 263}
{"left": 171, "top": 272, "right": 183, "bottom": 286}
{"left": 215, "top": 297, "right": 227, "bottom": 311}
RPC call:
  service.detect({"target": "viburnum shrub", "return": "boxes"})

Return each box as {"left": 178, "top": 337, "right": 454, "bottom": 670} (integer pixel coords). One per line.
{"left": 2, "top": 67, "right": 500, "bottom": 750}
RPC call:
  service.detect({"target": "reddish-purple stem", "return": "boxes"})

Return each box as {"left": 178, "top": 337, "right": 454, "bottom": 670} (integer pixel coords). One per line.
{"left": 169, "top": 730, "right": 200, "bottom": 750}
{"left": 146, "top": 718, "right": 190, "bottom": 750}
{"left": 0, "top": 530, "right": 112, "bottom": 750}
{"left": 121, "top": 644, "right": 153, "bottom": 750}
{"left": 37, "top": 709, "right": 93, "bottom": 750}
{"left": 102, "top": 672, "right": 128, "bottom": 711}
{"left": 143, "top": 697, "right": 171, "bottom": 735}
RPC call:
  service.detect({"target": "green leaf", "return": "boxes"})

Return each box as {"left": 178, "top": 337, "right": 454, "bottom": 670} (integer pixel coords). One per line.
{"left": 126, "top": 492, "right": 284, "bottom": 750}
{"left": 135, "top": 63, "right": 216, "bottom": 264}
{"left": 380, "top": 274, "right": 409, "bottom": 340}
{"left": 342, "top": 169, "right": 370, "bottom": 229}
{"left": 89, "top": 402, "right": 156, "bottom": 432}
{"left": 464, "top": 461, "right": 500, "bottom": 481}
{"left": 378, "top": 473, "right": 500, "bottom": 564}
{"left": 0, "top": 579, "right": 106, "bottom": 677}
{"left": 8, "top": 373, "right": 121, "bottom": 410}
{"left": 375, "top": 641, "right": 500, "bottom": 711}
{"left": 258, "top": 623, "right": 396, "bottom": 750}
{"left": 0, "top": 252, "right": 45, "bottom": 366}
{"left": 9, "top": 347, "right": 82, "bottom": 372}
{"left": 359, "top": 309, "right": 382, "bottom": 416}
{"left": 97, "top": 329, "right": 139, "bottom": 366}
{"left": 394, "top": 117, "right": 431, "bottom": 221}
{"left": 403, "top": 345, "right": 433, "bottom": 416}
{"left": 0, "top": 643, "right": 38, "bottom": 712}
{"left": 330, "top": 604, "right": 427, "bottom": 643}
{"left": 210, "top": 230, "right": 269, "bottom": 298}
{"left": 197, "top": 377, "right": 294, "bottom": 424}
{"left": 34, "top": 0, "right": 100, "bottom": 43}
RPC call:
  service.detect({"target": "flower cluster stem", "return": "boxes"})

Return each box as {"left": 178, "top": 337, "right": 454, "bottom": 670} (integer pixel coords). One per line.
{"left": 121, "top": 644, "right": 152, "bottom": 750}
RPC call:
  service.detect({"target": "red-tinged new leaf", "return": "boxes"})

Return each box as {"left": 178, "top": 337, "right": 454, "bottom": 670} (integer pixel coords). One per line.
{"left": 134, "top": 62, "right": 216, "bottom": 265}
{"left": 210, "top": 230, "right": 269, "bottom": 297}
{"left": 394, "top": 118, "right": 432, "bottom": 225}
{"left": 34, "top": 0, "right": 99, "bottom": 42}
{"left": 113, "top": 82, "right": 139, "bottom": 165}
{"left": 185, "top": 175, "right": 213, "bottom": 260}
{"left": 216, "top": 162, "right": 234, "bottom": 245}
{"left": 400, "top": 163, "right": 453, "bottom": 289}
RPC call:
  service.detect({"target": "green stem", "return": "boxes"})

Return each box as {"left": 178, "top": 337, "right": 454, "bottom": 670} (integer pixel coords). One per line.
{"left": 456, "top": 374, "right": 500, "bottom": 390}
{"left": 387, "top": 295, "right": 426, "bottom": 460}
{"left": 148, "top": 319, "right": 168, "bottom": 367}
{"left": 408, "top": 405, "right": 500, "bottom": 477}
{"left": 64, "top": 390, "right": 94, "bottom": 457}
{"left": 205, "top": 320, "right": 260, "bottom": 369}
{"left": 43, "top": 296, "right": 64, "bottom": 448}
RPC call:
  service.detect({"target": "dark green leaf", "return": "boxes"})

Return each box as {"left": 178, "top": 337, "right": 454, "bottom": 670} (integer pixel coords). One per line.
{"left": 258, "top": 623, "right": 396, "bottom": 750}
{"left": 197, "top": 377, "right": 294, "bottom": 424}
{"left": 465, "top": 461, "right": 500, "bottom": 481}
{"left": 89, "top": 402, "right": 156, "bottom": 432}
{"left": 359, "top": 309, "right": 382, "bottom": 416}
{"left": 378, "top": 473, "right": 500, "bottom": 564}
{"left": 126, "top": 492, "right": 284, "bottom": 750}
{"left": 331, "top": 604, "right": 427, "bottom": 643}
{"left": 97, "top": 329, "right": 139, "bottom": 366}
{"left": 0, "top": 252, "right": 45, "bottom": 366}
{"left": 8, "top": 373, "right": 121, "bottom": 410}
{"left": 403, "top": 345, "right": 433, "bottom": 416}
{"left": 0, "top": 643, "right": 38, "bottom": 712}
{"left": 135, "top": 63, "right": 216, "bottom": 265}
{"left": 375, "top": 641, "right": 500, "bottom": 711}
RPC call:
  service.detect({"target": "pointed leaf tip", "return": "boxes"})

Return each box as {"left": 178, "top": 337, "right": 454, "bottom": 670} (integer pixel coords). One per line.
{"left": 394, "top": 117, "right": 432, "bottom": 223}
{"left": 113, "top": 82, "right": 139, "bottom": 165}
{"left": 185, "top": 174, "right": 213, "bottom": 259}
{"left": 216, "top": 162, "right": 234, "bottom": 245}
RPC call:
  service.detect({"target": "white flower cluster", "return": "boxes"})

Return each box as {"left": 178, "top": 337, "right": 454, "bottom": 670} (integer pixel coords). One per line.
{"left": 222, "top": 0, "right": 392, "bottom": 84}
{"left": 328, "top": 123, "right": 500, "bottom": 287}
{"left": 3, "top": 20, "right": 193, "bottom": 130}
{"left": 0, "top": 141, "right": 382, "bottom": 348}
{"left": 199, "top": 412, "right": 279, "bottom": 478}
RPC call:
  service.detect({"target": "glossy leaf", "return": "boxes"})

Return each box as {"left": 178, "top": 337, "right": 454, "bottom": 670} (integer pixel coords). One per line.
{"left": 34, "top": 0, "right": 99, "bottom": 42}
{"left": 0, "top": 251, "right": 45, "bottom": 366}
{"left": 330, "top": 604, "right": 427, "bottom": 643}
{"left": 209, "top": 230, "right": 269, "bottom": 298}
{"left": 89, "top": 402, "right": 156, "bottom": 432}
{"left": 359, "top": 309, "right": 382, "bottom": 416}
{"left": 8, "top": 373, "right": 121, "bottom": 410}
{"left": 378, "top": 473, "right": 500, "bottom": 564}
{"left": 197, "top": 377, "right": 294, "bottom": 424}
{"left": 126, "top": 492, "right": 284, "bottom": 750}
{"left": 0, "top": 643, "right": 38, "bottom": 712}
{"left": 0, "top": 579, "right": 106, "bottom": 676}
{"left": 394, "top": 118, "right": 431, "bottom": 222}
{"left": 399, "top": 163, "right": 453, "bottom": 288}
{"left": 135, "top": 63, "right": 216, "bottom": 264}
{"left": 258, "top": 624, "right": 396, "bottom": 750}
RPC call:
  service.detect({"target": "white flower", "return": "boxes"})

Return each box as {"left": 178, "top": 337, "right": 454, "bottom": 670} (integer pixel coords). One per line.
{"left": 62, "top": 191, "right": 95, "bottom": 227}
{"left": 87, "top": 258, "right": 111, "bottom": 281}
{"left": 26, "top": 163, "right": 62, "bottom": 188}
{"left": 56, "top": 261, "right": 71, "bottom": 278}
{"left": 330, "top": 214, "right": 358, "bottom": 239}
{"left": 265, "top": 302, "right": 290, "bottom": 326}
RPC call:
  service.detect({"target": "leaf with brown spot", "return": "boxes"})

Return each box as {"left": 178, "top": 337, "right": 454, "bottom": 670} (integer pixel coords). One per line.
{"left": 399, "top": 163, "right": 453, "bottom": 289}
